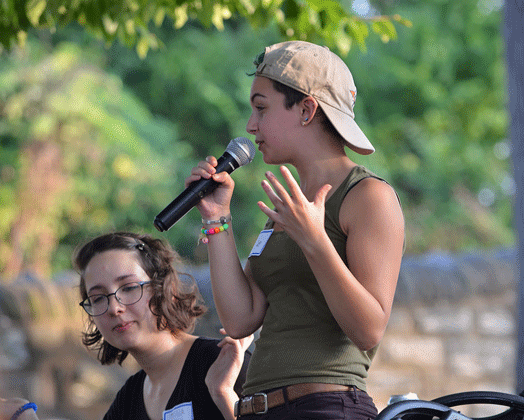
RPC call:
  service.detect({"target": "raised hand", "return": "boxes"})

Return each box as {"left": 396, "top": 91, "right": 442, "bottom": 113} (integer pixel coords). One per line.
{"left": 257, "top": 165, "right": 332, "bottom": 247}
{"left": 204, "top": 329, "right": 253, "bottom": 420}
{"left": 205, "top": 328, "right": 253, "bottom": 396}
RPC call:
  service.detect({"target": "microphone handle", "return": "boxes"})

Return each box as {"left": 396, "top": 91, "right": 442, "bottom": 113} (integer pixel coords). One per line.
{"left": 153, "top": 152, "right": 238, "bottom": 231}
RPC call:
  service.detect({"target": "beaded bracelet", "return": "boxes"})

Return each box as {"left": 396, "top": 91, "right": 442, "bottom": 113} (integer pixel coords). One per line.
{"left": 11, "top": 402, "right": 37, "bottom": 420}
{"left": 199, "top": 218, "right": 230, "bottom": 244}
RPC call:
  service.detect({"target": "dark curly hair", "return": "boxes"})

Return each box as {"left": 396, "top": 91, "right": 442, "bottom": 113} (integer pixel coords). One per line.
{"left": 74, "top": 232, "right": 207, "bottom": 365}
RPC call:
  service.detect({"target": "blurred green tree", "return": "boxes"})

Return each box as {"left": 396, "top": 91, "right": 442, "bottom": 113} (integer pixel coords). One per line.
{"left": 0, "top": 24, "right": 283, "bottom": 280}
{"left": 0, "top": 42, "right": 187, "bottom": 280}
{"left": 346, "top": 0, "right": 512, "bottom": 252}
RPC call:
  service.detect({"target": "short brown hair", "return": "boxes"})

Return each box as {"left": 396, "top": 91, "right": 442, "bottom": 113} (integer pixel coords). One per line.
{"left": 253, "top": 50, "right": 343, "bottom": 142}
{"left": 74, "top": 232, "right": 207, "bottom": 365}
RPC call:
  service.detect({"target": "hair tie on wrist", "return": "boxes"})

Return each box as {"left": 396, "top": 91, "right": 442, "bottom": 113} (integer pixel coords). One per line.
{"left": 201, "top": 214, "right": 232, "bottom": 225}
{"left": 198, "top": 215, "right": 231, "bottom": 244}
{"left": 11, "top": 403, "right": 37, "bottom": 420}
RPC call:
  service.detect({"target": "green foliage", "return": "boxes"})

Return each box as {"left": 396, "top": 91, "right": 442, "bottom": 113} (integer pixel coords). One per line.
{"left": 346, "top": 0, "right": 512, "bottom": 252}
{"left": 0, "top": 0, "right": 407, "bottom": 58}
{"left": 0, "top": 41, "right": 191, "bottom": 277}
{"left": 100, "top": 22, "right": 272, "bottom": 153}
{"left": 0, "top": 23, "right": 277, "bottom": 278}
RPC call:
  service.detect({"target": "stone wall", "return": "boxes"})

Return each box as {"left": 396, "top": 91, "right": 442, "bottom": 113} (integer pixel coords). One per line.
{"left": 367, "top": 248, "right": 518, "bottom": 417}
{"left": 0, "top": 248, "right": 519, "bottom": 419}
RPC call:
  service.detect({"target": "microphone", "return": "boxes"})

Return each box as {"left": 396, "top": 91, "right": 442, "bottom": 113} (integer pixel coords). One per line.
{"left": 153, "top": 137, "right": 256, "bottom": 232}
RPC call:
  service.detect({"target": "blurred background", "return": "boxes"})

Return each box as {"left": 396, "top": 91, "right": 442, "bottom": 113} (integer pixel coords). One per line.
{"left": 0, "top": 0, "right": 519, "bottom": 418}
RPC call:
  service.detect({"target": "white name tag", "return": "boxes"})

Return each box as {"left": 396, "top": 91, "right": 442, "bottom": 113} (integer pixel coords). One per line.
{"left": 249, "top": 229, "right": 274, "bottom": 257}
{"left": 163, "top": 402, "right": 194, "bottom": 420}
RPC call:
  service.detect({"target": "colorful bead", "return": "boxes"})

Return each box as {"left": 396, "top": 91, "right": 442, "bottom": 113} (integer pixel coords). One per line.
{"left": 200, "top": 221, "right": 230, "bottom": 243}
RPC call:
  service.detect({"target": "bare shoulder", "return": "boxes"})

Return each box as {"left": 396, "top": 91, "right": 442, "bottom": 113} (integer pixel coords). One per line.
{"left": 340, "top": 176, "right": 404, "bottom": 234}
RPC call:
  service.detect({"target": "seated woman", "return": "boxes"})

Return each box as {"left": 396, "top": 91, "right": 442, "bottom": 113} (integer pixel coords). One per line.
{"left": 1, "top": 232, "right": 251, "bottom": 420}
{"left": 75, "top": 232, "right": 252, "bottom": 420}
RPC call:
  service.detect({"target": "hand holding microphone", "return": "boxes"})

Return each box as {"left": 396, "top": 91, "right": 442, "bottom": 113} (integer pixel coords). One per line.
{"left": 154, "top": 137, "right": 256, "bottom": 232}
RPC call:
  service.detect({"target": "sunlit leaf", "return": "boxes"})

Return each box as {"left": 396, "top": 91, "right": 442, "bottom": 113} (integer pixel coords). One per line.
{"left": 371, "top": 19, "right": 397, "bottom": 43}
{"left": 125, "top": 19, "right": 136, "bottom": 35}
{"left": 26, "top": 0, "right": 47, "bottom": 26}
{"left": 334, "top": 28, "right": 351, "bottom": 56}
{"left": 212, "top": 3, "right": 225, "bottom": 30}
{"left": 17, "top": 31, "right": 27, "bottom": 48}
{"left": 393, "top": 14, "right": 413, "bottom": 28}
{"left": 173, "top": 5, "right": 189, "bottom": 29}
{"left": 136, "top": 36, "right": 149, "bottom": 59}
{"left": 102, "top": 15, "right": 119, "bottom": 35}
{"left": 154, "top": 8, "right": 166, "bottom": 26}
{"left": 346, "top": 18, "right": 368, "bottom": 52}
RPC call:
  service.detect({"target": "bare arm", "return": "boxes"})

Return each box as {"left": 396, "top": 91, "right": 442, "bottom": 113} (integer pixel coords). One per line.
{"left": 258, "top": 166, "right": 404, "bottom": 350}
{"left": 205, "top": 331, "right": 254, "bottom": 420}
{"left": 206, "top": 222, "right": 267, "bottom": 337}
{"left": 307, "top": 178, "right": 403, "bottom": 349}
{"left": 186, "top": 157, "right": 267, "bottom": 338}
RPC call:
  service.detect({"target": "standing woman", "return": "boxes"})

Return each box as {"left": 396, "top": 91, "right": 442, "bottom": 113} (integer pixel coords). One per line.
{"left": 74, "top": 232, "right": 252, "bottom": 420}
{"left": 186, "top": 41, "right": 405, "bottom": 419}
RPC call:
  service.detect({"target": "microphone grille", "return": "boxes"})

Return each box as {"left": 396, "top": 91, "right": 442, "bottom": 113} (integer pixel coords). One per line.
{"left": 226, "top": 137, "right": 257, "bottom": 167}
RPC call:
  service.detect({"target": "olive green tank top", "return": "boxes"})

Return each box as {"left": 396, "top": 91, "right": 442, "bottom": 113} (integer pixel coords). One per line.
{"left": 243, "top": 166, "right": 385, "bottom": 395}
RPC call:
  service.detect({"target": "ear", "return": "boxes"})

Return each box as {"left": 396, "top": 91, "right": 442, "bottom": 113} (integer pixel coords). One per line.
{"left": 300, "top": 97, "right": 319, "bottom": 126}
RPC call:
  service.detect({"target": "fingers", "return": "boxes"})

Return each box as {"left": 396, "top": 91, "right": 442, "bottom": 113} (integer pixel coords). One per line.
{"left": 262, "top": 170, "right": 290, "bottom": 204}
{"left": 240, "top": 334, "right": 254, "bottom": 351}
{"left": 279, "top": 166, "right": 302, "bottom": 199}
{"left": 262, "top": 166, "right": 302, "bottom": 205}
{"left": 217, "top": 336, "right": 237, "bottom": 347}
{"left": 184, "top": 156, "right": 219, "bottom": 187}
{"left": 260, "top": 180, "right": 280, "bottom": 208}
{"left": 262, "top": 166, "right": 331, "bottom": 209}
{"left": 217, "top": 328, "right": 234, "bottom": 347}
{"left": 216, "top": 328, "right": 253, "bottom": 352}
{"left": 260, "top": 175, "right": 289, "bottom": 212}
{"left": 315, "top": 184, "right": 333, "bottom": 205}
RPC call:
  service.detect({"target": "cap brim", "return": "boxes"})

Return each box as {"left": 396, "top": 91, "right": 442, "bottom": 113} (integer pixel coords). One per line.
{"left": 319, "top": 101, "right": 375, "bottom": 155}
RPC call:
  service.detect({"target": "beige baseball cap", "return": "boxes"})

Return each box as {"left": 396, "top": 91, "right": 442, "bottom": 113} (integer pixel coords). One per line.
{"left": 255, "top": 41, "right": 374, "bottom": 155}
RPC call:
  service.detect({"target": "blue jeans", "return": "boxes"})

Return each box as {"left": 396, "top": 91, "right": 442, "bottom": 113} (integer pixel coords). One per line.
{"left": 237, "top": 388, "right": 378, "bottom": 420}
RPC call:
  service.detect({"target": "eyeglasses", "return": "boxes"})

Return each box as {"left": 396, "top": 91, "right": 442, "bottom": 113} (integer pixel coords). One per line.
{"left": 79, "top": 281, "right": 151, "bottom": 316}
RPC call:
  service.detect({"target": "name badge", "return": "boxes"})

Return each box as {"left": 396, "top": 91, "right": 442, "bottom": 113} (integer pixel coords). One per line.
{"left": 164, "top": 402, "right": 194, "bottom": 420}
{"left": 249, "top": 229, "right": 273, "bottom": 257}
